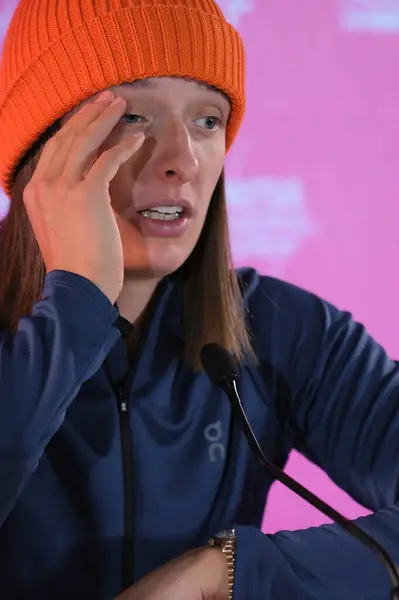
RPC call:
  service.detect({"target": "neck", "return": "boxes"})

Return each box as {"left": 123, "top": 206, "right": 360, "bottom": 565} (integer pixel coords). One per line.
{"left": 116, "top": 275, "right": 160, "bottom": 325}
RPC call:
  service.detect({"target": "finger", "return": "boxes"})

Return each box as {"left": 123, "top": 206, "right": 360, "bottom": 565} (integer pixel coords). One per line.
{"left": 61, "top": 96, "right": 128, "bottom": 185}
{"left": 84, "top": 133, "right": 145, "bottom": 194}
{"left": 31, "top": 92, "right": 115, "bottom": 181}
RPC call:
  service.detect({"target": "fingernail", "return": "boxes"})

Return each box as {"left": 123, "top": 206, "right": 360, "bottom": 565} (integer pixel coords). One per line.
{"left": 95, "top": 90, "right": 114, "bottom": 103}
{"left": 132, "top": 132, "right": 145, "bottom": 142}
{"left": 110, "top": 96, "right": 124, "bottom": 106}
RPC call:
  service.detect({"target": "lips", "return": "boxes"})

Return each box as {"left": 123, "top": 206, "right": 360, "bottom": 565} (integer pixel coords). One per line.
{"left": 135, "top": 203, "right": 193, "bottom": 238}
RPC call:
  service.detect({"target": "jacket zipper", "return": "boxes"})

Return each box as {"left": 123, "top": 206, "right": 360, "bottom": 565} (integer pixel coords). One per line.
{"left": 117, "top": 385, "right": 135, "bottom": 590}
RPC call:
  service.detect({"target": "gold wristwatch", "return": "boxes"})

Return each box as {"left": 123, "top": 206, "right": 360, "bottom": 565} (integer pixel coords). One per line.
{"left": 209, "top": 528, "right": 236, "bottom": 600}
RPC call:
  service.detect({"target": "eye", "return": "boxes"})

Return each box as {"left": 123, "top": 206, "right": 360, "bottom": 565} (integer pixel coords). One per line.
{"left": 123, "top": 114, "right": 145, "bottom": 125}
{"left": 194, "top": 116, "right": 221, "bottom": 131}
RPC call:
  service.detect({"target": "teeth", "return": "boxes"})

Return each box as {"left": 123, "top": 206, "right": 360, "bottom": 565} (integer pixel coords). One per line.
{"left": 140, "top": 206, "right": 184, "bottom": 221}
{"left": 141, "top": 211, "right": 180, "bottom": 221}
{"left": 152, "top": 206, "right": 183, "bottom": 214}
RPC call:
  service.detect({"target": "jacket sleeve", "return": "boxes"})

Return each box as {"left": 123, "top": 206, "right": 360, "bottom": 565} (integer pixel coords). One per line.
{"left": 233, "top": 284, "right": 399, "bottom": 600}
{"left": 0, "top": 270, "right": 120, "bottom": 526}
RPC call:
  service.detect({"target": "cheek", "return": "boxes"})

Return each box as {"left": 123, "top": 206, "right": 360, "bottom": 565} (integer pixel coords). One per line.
{"left": 200, "top": 136, "right": 225, "bottom": 171}
{"left": 98, "top": 129, "right": 123, "bottom": 155}
{"left": 201, "top": 153, "right": 225, "bottom": 200}
{"left": 108, "top": 161, "right": 132, "bottom": 214}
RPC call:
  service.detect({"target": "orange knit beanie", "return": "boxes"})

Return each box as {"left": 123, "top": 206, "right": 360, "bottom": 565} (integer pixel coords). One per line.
{"left": 0, "top": 0, "right": 245, "bottom": 197}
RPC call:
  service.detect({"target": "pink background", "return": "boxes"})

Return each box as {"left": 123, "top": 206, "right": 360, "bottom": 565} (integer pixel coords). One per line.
{"left": 1, "top": 0, "right": 398, "bottom": 533}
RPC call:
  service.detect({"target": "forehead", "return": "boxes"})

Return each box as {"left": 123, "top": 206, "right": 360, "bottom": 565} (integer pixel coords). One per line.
{"left": 118, "top": 77, "right": 230, "bottom": 102}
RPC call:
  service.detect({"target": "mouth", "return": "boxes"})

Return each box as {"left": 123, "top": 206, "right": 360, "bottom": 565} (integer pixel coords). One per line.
{"left": 137, "top": 205, "right": 186, "bottom": 221}
{"left": 133, "top": 199, "right": 193, "bottom": 238}
{"left": 136, "top": 199, "right": 193, "bottom": 222}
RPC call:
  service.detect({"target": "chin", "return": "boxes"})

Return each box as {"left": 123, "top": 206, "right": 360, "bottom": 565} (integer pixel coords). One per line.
{"left": 123, "top": 241, "right": 191, "bottom": 279}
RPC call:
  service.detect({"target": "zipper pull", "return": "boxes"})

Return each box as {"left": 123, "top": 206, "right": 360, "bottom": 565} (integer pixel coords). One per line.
{"left": 117, "top": 387, "right": 128, "bottom": 414}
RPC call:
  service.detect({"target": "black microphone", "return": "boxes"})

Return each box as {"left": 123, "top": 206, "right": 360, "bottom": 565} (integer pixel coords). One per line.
{"left": 200, "top": 342, "right": 399, "bottom": 600}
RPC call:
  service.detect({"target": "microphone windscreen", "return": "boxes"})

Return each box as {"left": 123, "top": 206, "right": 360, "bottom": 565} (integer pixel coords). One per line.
{"left": 200, "top": 342, "right": 239, "bottom": 387}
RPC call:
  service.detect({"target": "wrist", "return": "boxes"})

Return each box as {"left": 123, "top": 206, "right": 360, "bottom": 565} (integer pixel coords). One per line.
{"left": 198, "top": 545, "right": 230, "bottom": 600}
{"left": 208, "top": 528, "right": 236, "bottom": 600}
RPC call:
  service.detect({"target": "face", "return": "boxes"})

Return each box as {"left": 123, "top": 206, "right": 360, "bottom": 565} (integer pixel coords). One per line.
{"left": 66, "top": 77, "right": 230, "bottom": 279}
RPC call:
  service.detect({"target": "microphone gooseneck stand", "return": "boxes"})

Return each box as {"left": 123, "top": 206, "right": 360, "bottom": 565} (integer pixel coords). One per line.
{"left": 200, "top": 342, "right": 399, "bottom": 600}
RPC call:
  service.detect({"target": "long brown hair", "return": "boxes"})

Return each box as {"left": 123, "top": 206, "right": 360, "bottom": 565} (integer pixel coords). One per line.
{"left": 0, "top": 124, "right": 254, "bottom": 370}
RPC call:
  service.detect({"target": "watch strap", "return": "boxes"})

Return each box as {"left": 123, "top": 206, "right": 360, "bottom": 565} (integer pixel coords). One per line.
{"left": 209, "top": 529, "right": 236, "bottom": 600}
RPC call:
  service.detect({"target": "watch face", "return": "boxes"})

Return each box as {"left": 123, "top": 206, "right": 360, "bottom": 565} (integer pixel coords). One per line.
{"left": 216, "top": 528, "right": 236, "bottom": 541}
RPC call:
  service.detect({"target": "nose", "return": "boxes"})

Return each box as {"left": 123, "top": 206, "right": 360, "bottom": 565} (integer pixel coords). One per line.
{"left": 152, "top": 122, "right": 199, "bottom": 184}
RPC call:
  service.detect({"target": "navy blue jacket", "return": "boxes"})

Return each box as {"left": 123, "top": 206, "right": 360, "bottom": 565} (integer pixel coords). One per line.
{"left": 0, "top": 268, "right": 398, "bottom": 599}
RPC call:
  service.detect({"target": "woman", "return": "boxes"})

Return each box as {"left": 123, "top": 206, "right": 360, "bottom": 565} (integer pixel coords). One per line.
{"left": 0, "top": 0, "right": 398, "bottom": 599}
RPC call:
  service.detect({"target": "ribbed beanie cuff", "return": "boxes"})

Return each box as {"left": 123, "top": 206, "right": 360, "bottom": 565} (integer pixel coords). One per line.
{"left": 0, "top": 1, "right": 245, "bottom": 197}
